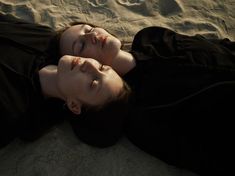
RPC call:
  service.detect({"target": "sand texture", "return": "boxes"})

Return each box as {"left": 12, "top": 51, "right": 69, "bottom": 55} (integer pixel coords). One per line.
{"left": 1, "top": 0, "right": 235, "bottom": 175}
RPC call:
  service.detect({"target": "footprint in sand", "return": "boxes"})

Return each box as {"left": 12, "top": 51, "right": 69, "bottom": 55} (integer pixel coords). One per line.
{"left": 159, "top": 0, "right": 183, "bottom": 16}
{"left": 87, "top": 0, "right": 108, "bottom": 7}
{"left": 14, "top": 4, "right": 39, "bottom": 22}
{"left": 116, "top": 0, "right": 145, "bottom": 6}
{"left": 0, "top": 1, "right": 13, "bottom": 13}
{"left": 0, "top": 1, "right": 38, "bottom": 22}
{"left": 173, "top": 20, "right": 224, "bottom": 39}
{"left": 116, "top": 0, "right": 156, "bottom": 16}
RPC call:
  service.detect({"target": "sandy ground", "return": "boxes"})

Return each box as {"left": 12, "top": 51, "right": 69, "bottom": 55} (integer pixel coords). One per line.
{"left": 1, "top": 0, "right": 235, "bottom": 175}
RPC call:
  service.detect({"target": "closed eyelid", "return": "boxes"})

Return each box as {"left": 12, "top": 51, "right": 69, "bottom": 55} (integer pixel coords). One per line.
{"left": 73, "top": 37, "right": 86, "bottom": 55}
{"left": 72, "top": 38, "right": 77, "bottom": 55}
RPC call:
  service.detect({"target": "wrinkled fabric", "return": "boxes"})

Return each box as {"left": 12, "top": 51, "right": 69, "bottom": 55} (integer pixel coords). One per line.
{"left": 124, "top": 26, "right": 235, "bottom": 176}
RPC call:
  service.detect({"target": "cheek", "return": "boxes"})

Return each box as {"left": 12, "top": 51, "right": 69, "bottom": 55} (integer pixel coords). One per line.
{"left": 72, "top": 72, "right": 90, "bottom": 92}
{"left": 60, "top": 37, "right": 72, "bottom": 55}
{"left": 58, "top": 71, "right": 79, "bottom": 94}
{"left": 97, "top": 40, "right": 120, "bottom": 65}
{"left": 57, "top": 73, "right": 70, "bottom": 96}
{"left": 106, "top": 39, "right": 121, "bottom": 54}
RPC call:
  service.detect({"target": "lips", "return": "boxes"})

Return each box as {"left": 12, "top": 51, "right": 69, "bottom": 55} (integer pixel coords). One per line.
{"left": 71, "top": 57, "right": 80, "bottom": 70}
{"left": 98, "top": 35, "right": 107, "bottom": 48}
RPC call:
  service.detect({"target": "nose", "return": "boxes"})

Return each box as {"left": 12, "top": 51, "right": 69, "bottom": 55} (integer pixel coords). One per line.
{"left": 85, "top": 31, "right": 98, "bottom": 44}
{"left": 80, "top": 61, "right": 100, "bottom": 75}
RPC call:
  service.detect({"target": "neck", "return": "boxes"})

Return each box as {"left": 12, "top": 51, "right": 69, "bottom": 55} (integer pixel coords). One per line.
{"left": 111, "top": 50, "right": 136, "bottom": 76}
{"left": 39, "top": 65, "right": 64, "bottom": 100}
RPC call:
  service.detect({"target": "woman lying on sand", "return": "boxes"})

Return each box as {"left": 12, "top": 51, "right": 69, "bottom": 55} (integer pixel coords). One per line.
{"left": 59, "top": 22, "right": 235, "bottom": 176}
{"left": 0, "top": 14, "right": 130, "bottom": 148}
{"left": 1, "top": 12, "right": 234, "bottom": 175}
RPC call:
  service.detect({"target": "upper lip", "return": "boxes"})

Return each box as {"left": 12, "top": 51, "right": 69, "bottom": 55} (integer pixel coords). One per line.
{"left": 71, "top": 57, "right": 80, "bottom": 70}
{"left": 98, "top": 35, "right": 107, "bottom": 48}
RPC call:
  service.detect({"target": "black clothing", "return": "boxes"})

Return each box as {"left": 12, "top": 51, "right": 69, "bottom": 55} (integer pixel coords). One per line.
{"left": 124, "top": 27, "right": 235, "bottom": 176}
{"left": 72, "top": 26, "right": 235, "bottom": 175}
{"left": 0, "top": 14, "right": 63, "bottom": 148}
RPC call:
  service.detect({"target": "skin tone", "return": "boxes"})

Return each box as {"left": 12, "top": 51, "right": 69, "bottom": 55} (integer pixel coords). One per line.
{"left": 60, "top": 24, "right": 136, "bottom": 76}
{"left": 38, "top": 55, "right": 123, "bottom": 115}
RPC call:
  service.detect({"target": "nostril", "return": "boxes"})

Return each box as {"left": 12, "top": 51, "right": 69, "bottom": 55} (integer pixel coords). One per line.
{"left": 80, "top": 62, "right": 87, "bottom": 72}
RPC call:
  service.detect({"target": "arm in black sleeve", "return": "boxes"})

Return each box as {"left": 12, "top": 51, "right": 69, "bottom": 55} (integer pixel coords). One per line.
{"left": 132, "top": 26, "right": 235, "bottom": 68}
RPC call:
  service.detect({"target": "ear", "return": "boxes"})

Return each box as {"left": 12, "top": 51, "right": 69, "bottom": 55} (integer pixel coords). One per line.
{"left": 66, "top": 98, "right": 82, "bottom": 115}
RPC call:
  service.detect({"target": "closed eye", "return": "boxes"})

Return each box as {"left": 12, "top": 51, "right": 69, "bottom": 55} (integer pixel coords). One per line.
{"left": 73, "top": 39, "right": 85, "bottom": 55}
{"left": 80, "top": 41, "right": 85, "bottom": 53}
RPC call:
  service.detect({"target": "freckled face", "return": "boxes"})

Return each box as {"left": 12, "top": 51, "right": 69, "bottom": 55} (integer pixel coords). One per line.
{"left": 57, "top": 55, "right": 123, "bottom": 106}
{"left": 60, "top": 24, "right": 122, "bottom": 65}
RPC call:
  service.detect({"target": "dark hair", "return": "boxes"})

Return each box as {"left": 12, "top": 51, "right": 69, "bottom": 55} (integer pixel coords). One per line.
{"left": 69, "top": 80, "right": 132, "bottom": 147}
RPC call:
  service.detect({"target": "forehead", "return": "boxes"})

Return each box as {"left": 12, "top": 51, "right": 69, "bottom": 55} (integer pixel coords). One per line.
{"left": 60, "top": 24, "right": 89, "bottom": 54}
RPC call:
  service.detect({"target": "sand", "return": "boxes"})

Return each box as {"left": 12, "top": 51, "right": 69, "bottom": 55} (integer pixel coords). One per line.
{"left": 0, "top": 0, "right": 234, "bottom": 175}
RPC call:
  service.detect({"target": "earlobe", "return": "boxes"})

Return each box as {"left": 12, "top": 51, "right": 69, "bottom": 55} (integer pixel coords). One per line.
{"left": 67, "top": 99, "right": 82, "bottom": 115}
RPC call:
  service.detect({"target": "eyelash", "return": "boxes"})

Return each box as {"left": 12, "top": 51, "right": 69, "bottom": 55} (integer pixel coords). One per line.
{"left": 80, "top": 41, "right": 85, "bottom": 53}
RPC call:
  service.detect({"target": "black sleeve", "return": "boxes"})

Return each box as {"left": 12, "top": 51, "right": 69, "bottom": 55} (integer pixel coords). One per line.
{"left": 128, "top": 27, "right": 235, "bottom": 176}
{"left": 0, "top": 13, "right": 57, "bottom": 55}
{"left": 132, "top": 26, "right": 235, "bottom": 69}
{"left": 18, "top": 99, "right": 65, "bottom": 142}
